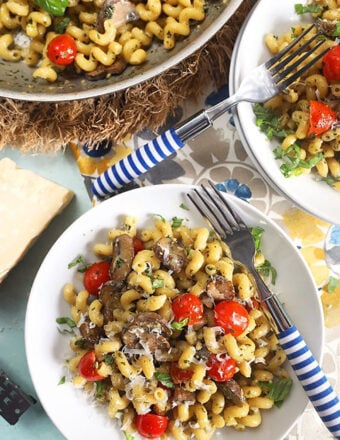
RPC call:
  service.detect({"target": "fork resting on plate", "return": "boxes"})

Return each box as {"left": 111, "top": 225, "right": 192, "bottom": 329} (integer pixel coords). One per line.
{"left": 187, "top": 181, "right": 340, "bottom": 439}
{"left": 92, "top": 24, "right": 329, "bottom": 198}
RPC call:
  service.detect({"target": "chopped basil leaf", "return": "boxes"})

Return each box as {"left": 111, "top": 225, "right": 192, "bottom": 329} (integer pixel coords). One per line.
{"left": 54, "top": 16, "right": 70, "bottom": 33}
{"left": 250, "top": 226, "right": 264, "bottom": 253}
{"left": 327, "top": 277, "right": 340, "bottom": 293}
{"left": 171, "top": 216, "right": 184, "bottom": 228}
{"left": 58, "top": 376, "right": 66, "bottom": 385}
{"left": 171, "top": 318, "right": 189, "bottom": 330}
{"left": 154, "top": 372, "right": 175, "bottom": 389}
{"left": 68, "top": 254, "right": 88, "bottom": 272}
{"left": 333, "top": 22, "right": 340, "bottom": 37}
{"left": 74, "top": 338, "right": 87, "bottom": 348}
{"left": 253, "top": 103, "right": 288, "bottom": 140}
{"left": 152, "top": 278, "right": 165, "bottom": 289}
{"left": 154, "top": 214, "right": 166, "bottom": 222}
{"left": 56, "top": 316, "right": 76, "bottom": 335}
{"left": 257, "top": 260, "right": 278, "bottom": 285}
{"left": 294, "top": 3, "right": 323, "bottom": 15}
{"left": 34, "top": 0, "right": 68, "bottom": 16}
{"left": 95, "top": 380, "right": 104, "bottom": 399}
{"left": 260, "top": 378, "right": 293, "bottom": 407}
{"left": 104, "top": 354, "right": 114, "bottom": 365}
{"left": 274, "top": 144, "right": 323, "bottom": 178}
{"left": 180, "top": 203, "right": 190, "bottom": 211}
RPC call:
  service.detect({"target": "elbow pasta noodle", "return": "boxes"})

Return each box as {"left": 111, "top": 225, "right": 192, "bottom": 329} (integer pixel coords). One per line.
{"left": 60, "top": 214, "right": 292, "bottom": 438}
{"left": 260, "top": 3, "right": 340, "bottom": 188}
{"left": 0, "top": 0, "right": 208, "bottom": 82}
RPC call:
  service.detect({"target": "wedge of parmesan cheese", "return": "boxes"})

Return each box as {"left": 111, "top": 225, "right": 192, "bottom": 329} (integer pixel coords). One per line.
{"left": 0, "top": 158, "right": 74, "bottom": 283}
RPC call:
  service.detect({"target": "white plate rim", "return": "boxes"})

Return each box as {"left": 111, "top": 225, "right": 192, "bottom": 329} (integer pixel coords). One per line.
{"left": 228, "top": 0, "right": 340, "bottom": 225}
{"left": 25, "top": 183, "right": 324, "bottom": 440}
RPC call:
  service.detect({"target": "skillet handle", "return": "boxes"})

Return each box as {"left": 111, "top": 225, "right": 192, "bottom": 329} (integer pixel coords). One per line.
{"left": 278, "top": 326, "right": 340, "bottom": 439}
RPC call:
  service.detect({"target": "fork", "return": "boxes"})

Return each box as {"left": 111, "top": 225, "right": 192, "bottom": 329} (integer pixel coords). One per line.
{"left": 91, "top": 24, "right": 329, "bottom": 198}
{"left": 187, "top": 180, "right": 340, "bottom": 439}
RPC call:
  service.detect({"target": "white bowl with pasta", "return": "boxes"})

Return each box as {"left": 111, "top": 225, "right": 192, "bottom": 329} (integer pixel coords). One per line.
{"left": 25, "top": 184, "right": 323, "bottom": 440}
{"left": 229, "top": 0, "right": 340, "bottom": 225}
{"left": 0, "top": 0, "right": 242, "bottom": 101}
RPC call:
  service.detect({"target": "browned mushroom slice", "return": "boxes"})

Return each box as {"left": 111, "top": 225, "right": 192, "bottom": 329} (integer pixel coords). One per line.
{"left": 85, "top": 58, "right": 128, "bottom": 81}
{"left": 217, "top": 379, "right": 246, "bottom": 407}
{"left": 98, "top": 280, "right": 124, "bottom": 322}
{"left": 173, "top": 388, "right": 196, "bottom": 405}
{"left": 79, "top": 318, "right": 105, "bottom": 349}
{"left": 153, "top": 237, "right": 187, "bottom": 273}
{"left": 316, "top": 18, "right": 338, "bottom": 37}
{"left": 110, "top": 233, "right": 134, "bottom": 281}
{"left": 206, "top": 275, "right": 235, "bottom": 301}
{"left": 122, "top": 312, "right": 171, "bottom": 354}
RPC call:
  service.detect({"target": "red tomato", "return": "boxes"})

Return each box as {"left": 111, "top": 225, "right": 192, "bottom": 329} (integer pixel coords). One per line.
{"left": 135, "top": 413, "right": 169, "bottom": 439}
{"left": 83, "top": 261, "right": 111, "bottom": 295}
{"left": 133, "top": 237, "right": 145, "bottom": 255}
{"left": 206, "top": 353, "right": 237, "bottom": 382}
{"left": 322, "top": 45, "right": 340, "bottom": 82}
{"left": 78, "top": 351, "right": 105, "bottom": 382}
{"left": 308, "top": 100, "right": 337, "bottom": 136}
{"left": 169, "top": 363, "right": 193, "bottom": 384}
{"left": 172, "top": 293, "right": 204, "bottom": 326}
{"left": 47, "top": 34, "right": 77, "bottom": 65}
{"left": 214, "top": 300, "right": 249, "bottom": 337}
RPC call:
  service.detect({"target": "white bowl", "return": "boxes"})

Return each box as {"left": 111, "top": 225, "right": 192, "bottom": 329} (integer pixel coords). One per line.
{"left": 229, "top": 0, "right": 340, "bottom": 225}
{"left": 25, "top": 184, "right": 323, "bottom": 440}
{"left": 0, "top": 0, "right": 242, "bottom": 102}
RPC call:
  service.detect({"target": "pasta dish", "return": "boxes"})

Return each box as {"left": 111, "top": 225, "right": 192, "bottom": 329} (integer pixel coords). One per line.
{"left": 254, "top": 1, "right": 340, "bottom": 189}
{"left": 58, "top": 213, "right": 292, "bottom": 439}
{"left": 0, "top": 0, "right": 212, "bottom": 82}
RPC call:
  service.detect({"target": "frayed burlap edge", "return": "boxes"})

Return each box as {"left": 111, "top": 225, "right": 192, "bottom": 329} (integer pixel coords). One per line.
{"left": 0, "top": 0, "right": 255, "bottom": 153}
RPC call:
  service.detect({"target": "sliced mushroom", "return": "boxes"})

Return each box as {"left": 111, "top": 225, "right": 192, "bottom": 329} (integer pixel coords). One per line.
{"left": 316, "top": 18, "right": 338, "bottom": 37}
{"left": 121, "top": 312, "right": 171, "bottom": 354}
{"left": 173, "top": 388, "right": 196, "bottom": 405}
{"left": 79, "top": 318, "right": 105, "bottom": 349}
{"left": 85, "top": 57, "right": 128, "bottom": 81}
{"left": 98, "top": 280, "right": 124, "bottom": 322}
{"left": 110, "top": 233, "right": 134, "bottom": 281}
{"left": 217, "top": 379, "right": 246, "bottom": 407}
{"left": 153, "top": 237, "right": 187, "bottom": 273}
{"left": 206, "top": 275, "right": 235, "bottom": 301}
{"left": 97, "top": 0, "right": 139, "bottom": 33}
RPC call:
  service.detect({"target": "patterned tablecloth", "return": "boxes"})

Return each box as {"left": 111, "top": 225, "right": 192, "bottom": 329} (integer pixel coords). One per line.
{"left": 70, "top": 80, "right": 340, "bottom": 439}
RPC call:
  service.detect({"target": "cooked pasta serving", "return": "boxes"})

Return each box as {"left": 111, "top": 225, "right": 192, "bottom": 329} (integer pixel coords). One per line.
{"left": 254, "top": 1, "right": 340, "bottom": 189}
{"left": 0, "top": 0, "right": 210, "bottom": 82}
{"left": 58, "top": 213, "right": 292, "bottom": 439}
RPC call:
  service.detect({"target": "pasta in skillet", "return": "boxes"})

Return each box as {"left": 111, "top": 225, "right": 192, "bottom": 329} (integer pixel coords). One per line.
{"left": 58, "top": 213, "right": 292, "bottom": 439}
{"left": 254, "top": 1, "right": 340, "bottom": 189}
{"left": 0, "top": 0, "right": 209, "bottom": 82}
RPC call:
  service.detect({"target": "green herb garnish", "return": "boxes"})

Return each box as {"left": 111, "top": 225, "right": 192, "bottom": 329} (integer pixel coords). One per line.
{"left": 333, "top": 22, "right": 340, "bottom": 37}
{"left": 95, "top": 381, "right": 104, "bottom": 399}
{"left": 180, "top": 203, "right": 190, "bottom": 211}
{"left": 152, "top": 278, "right": 165, "bottom": 289}
{"left": 260, "top": 378, "right": 293, "bottom": 407}
{"left": 104, "top": 354, "right": 114, "bottom": 365}
{"left": 327, "top": 277, "right": 340, "bottom": 293}
{"left": 253, "top": 103, "right": 288, "bottom": 140}
{"left": 124, "top": 432, "right": 135, "bottom": 440}
{"left": 250, "top": 226, "right": 264, "bottom": 253}
{"left": 68, "top": 254, "right": 88, "bottom": 272}
{"left": 274, "top": 145, "right": 323, "bottom": 177}
{"left": 34, "top": 0, "right": 68, "bottom": 16}
{"left": 257, "top": 259, "right": 278, "bottom": 285}
{"left": 294, "top": 3, "right": 323, "bottom": 15}
{"left": 54, "top": 16, "right": 70, "bottom": 33}
{"left": 171, "top": 217, "right": 184, "bottom": 228}
{"left": 171, "top": 318, "right": 189, "bottom": 330}
{"left": 58, "top": 376, "right": 66, "bottom": 385}
{"left": 154, "top": 372, "right": 175, "bottom": 389}
{"left": 56, "top": 316, "right": 76, "bottom": 334}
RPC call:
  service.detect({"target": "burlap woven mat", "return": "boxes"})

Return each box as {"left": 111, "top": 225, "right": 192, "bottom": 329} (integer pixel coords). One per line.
{"left": 0, "top": 0, "right": 256, "bottom": 153}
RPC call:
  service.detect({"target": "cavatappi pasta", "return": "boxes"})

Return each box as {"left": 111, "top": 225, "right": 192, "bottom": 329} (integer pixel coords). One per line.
{"left": 0, "top": 0, "right": 210, "bottom": 82}
{"left": 255, "top": 1, "right": 340, "bottom": 189}
{"left": 59, "top": 214, "right": 292, "bottom": 439}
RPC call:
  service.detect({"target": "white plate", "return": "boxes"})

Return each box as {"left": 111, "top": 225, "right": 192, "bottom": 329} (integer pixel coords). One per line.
{"left": 25, "top": 184, "right": 324, "bottom": 440}
{"left": 0, "top": 0, "right": 242, "bottom": 102}
{"left": 229, "top": 0, "right": 340, "bottom": 225}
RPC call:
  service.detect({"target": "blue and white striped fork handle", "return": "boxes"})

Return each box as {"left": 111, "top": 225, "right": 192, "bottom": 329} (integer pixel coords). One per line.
{"left": 278, "top": 326, "right": 340, "bottom": 438}
{"left": 91, "top": 128, "right": 184, "bottom": 198}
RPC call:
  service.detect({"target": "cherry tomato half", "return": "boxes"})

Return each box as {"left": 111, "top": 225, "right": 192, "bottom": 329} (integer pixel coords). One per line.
{"left": 78, "top": 350, "right": 105, "bottom": 382}
{"left": 169, "top": 362, "right": 193, "bottom": 384}
{"left": 83, "top": 261, "right": 111, "bottom": 295}
{"left": 308, "top": 100, "right": 336, "bottom": 136}
{"left": 172, "top": 293, "right": 204, "bottom": 326}
{"left": 133, "top": 237, "right": 145, "bottom": 255}
{"left": 214, "top": 300, "right": 249, "bottom": 337}
{"left": 206, "top": 353, "right": 237, "bottom": 382}
{"left": 47, "top": 34, "right": 77, "bottom": 66}
{"left": 136, "top": 413, "right": 169, "bottom": 439}
{"left": 322, "top": 45, "right": 340, "bottom": 82}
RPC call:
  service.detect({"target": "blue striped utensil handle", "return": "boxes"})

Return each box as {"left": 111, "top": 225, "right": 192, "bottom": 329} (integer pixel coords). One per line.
{"left": 278, "top": 326, "right": 340, "bottom": 438}
{"left": 91, "top": 128, "right": 184, "bottom": 198}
